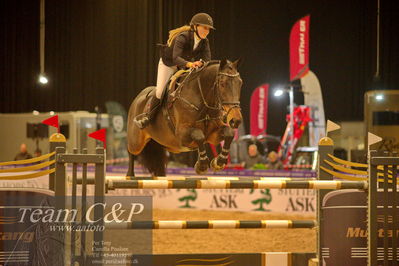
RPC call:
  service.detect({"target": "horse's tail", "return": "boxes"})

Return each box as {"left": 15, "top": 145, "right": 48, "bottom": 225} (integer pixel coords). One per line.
{"left": 139, "top": 139, "right": 167, "bottom": 176}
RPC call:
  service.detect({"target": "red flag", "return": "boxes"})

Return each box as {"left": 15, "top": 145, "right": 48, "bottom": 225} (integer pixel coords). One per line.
{"left": 250, "top": 84, "right": 269, "bottom": 136}
{"left": 42, "top": 115, "right": 59, "bottom": 133}
{"left": 290, "top": 15, "right": 310, "bottom": 81}
{"left": 88, "top": 128, "right": 107, "bottom": 148}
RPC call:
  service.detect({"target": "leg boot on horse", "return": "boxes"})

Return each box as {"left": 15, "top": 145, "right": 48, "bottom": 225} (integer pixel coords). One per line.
{"left": 190, "top": 128, "right": 210, "bottom": 174}
{"left": 134, "top": 95, "right": 161, "bottom": 129}
{"left": 211, "top": 127, "right": 235, "bottom": 171}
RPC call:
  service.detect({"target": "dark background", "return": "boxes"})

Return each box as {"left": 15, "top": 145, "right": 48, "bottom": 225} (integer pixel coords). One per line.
{"left": 1, "top": 0, "right": 398, "bottom": 136}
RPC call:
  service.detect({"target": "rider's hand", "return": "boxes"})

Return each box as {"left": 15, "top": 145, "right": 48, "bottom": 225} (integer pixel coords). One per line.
{"left": 186, "top": 61, "right": 203, "bottom": 68}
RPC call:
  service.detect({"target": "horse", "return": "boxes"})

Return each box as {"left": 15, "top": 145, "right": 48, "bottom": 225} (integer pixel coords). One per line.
{"left": 126, "top": 59, "right": 243, "bottom": 177}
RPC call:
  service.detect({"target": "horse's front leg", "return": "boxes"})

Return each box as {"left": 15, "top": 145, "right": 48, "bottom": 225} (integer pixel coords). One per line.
{"left": 190, "top": 128, "right": 209, "bottom": 175}
{"left": 211, "top": 127, "right": 234, "bottom": 171}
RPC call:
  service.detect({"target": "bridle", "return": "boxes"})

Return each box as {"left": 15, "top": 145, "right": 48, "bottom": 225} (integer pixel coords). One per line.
{"left": 216, "top": 71, "right": 241, "bottom": 123}
{"left": 175, "top": 63, "right": 241, "bottom": 127}
{"left": 175, "top": 62, "right": 241, "bottom": 126}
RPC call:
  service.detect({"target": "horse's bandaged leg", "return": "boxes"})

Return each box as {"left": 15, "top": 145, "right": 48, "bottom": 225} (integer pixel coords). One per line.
{"left": 211, "top": 127, "right": 234, "bottom": 171}
{"left": 190, "top": 129, "right": 209, "bottom": 174}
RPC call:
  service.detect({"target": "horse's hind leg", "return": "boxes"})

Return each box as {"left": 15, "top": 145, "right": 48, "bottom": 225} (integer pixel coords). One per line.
{"left": 126, "top": 151, "right": 135, "bottom": 178}
{"left": 190, "top": 128, "right": 209, "bottom": 175}
{"left": 211, "top": 127, "right": 234, "bottom": 171}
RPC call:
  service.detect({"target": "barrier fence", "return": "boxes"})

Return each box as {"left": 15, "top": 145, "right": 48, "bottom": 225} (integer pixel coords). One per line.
{"left": 51, "top": 134, "right": 398, "bottom": 266}
{"left": 1, "top": 132, "right": 398, "bottom": 266}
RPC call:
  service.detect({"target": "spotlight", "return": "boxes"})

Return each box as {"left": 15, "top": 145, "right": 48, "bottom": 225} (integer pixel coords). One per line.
{"left": 375, "top": 94, "right": 384, "bottom": 101}
{"left": 274, "top": 89, "right": 284, "bottom": 97}
{"left": 38, "top": 74, "right": 48, "bottom": 84}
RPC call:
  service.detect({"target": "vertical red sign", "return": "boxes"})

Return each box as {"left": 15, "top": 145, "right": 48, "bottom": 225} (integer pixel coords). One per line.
{"left": 250, "top": 84, "right": 269, "bottom": 136}
{"left": 290, "top": 15, "right": 310, "bottom": 81}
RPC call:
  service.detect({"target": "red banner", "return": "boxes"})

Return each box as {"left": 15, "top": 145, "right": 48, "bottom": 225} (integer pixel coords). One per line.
{"left": 250, "top": 84, "right": 269, "bottom": 136}
{"left": 290, "top": 15, "right": 310, "bottom": 81}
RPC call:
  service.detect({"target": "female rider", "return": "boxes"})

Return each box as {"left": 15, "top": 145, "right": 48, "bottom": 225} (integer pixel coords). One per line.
{"left": 135, "top": 13, "right": 215, "bottom": 129}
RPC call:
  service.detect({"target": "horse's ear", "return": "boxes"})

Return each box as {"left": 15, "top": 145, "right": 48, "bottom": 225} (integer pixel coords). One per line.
{"left": 232, "top": 58, "right": 242, "bottom": 69}
{"left": 219, "top": 59, "right": 228, "bottom": 69}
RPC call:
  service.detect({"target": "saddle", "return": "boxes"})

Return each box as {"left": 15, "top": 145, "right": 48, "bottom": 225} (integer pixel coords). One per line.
{"left": 160, "top": 61, "right": 220, "bottom": 133}
{"left": 168, "top": 69, "right": 190, "bottom": 93}
{"left": 159, "top": 68, "right": 195, "bottom": 133}
{"left": 168, "top": 60, "right": 220, "bottom": 95}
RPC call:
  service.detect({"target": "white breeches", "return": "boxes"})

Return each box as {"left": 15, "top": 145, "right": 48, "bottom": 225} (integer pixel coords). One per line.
{"left": 155, "top": 59, "right": 177, "bottom": 99}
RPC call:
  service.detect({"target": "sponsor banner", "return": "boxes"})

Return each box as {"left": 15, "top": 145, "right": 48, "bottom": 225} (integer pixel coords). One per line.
{"left": 290, "top": 15, "right": 310, "bottom": 81}
{"left": 0, "top": 168, "right": 317, "bottom": 215}
{"left": 0, "top": 179, "right": 316, "bottom": 215}
{"left": 107, "top": 187, "right": 316, "bottom": 215}
{"left": 105, "top": 101, "right": 129, "bottom": 161}
{"left": 250, "top": 84, "right": 269, "bottom": 136}
{"left": 301, "top": 71, "right": 326, "bottom": 146}
{"left": 0, "top": 174, "right": 48, "bottom": 189}
{"left": 321, "top": 190, "right": 399, "bottom": 265}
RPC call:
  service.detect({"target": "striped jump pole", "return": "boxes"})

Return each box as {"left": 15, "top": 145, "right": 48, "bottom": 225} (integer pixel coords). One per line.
{"left": 103, "top": 220, "right": 317, "bottom": 230}
{"left": 124, "top": 176, "right": 316, "bottom": 181}
{"left": 76, "top": 176, "right": 316, "bottom": 185}
{"left": 106, "top": 179, "right": 368, "bottom": 190}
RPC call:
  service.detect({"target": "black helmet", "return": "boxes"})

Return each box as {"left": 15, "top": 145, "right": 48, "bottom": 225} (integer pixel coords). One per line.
{"left": 190, "top": 13, "right": 215, "bottom": 30}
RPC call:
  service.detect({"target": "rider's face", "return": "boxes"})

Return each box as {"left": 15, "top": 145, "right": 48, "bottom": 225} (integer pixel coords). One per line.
{"left": 196, "top": 25, "right": 210, "bottom": 39}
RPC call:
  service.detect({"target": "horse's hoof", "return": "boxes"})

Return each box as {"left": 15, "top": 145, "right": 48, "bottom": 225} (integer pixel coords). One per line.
{"left": 194, "top": 161, "right": 208, "bottom": 175}
{"left": 211, "top": 157, "right": 225, "bottom": 172}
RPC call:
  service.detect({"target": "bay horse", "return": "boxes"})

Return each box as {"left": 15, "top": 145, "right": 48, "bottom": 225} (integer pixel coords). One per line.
{"left": 126, "top": 59, "right": 243, "bottom": 177}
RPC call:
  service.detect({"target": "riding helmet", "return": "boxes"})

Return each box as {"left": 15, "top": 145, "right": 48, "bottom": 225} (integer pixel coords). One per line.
{"left": 190, "top": 13, "right": 215, "bottom": 30}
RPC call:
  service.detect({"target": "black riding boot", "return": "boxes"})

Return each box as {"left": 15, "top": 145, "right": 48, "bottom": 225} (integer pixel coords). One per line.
{"left": 135, "top": 96, "right": 161, "bottom": 129}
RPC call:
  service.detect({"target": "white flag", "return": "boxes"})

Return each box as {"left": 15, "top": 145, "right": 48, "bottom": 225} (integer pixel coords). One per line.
{"left": 368, "top": 132, "right": 382, "bottom": 146}
{"left": 326, "top": 120, "right": 340, "bottom": 135}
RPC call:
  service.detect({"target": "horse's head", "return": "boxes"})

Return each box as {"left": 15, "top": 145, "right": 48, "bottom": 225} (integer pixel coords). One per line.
{"left": 217, "top": 59, "right": 243, "bottom": 128}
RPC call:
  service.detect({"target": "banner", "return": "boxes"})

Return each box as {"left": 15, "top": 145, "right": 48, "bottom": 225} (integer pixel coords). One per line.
{"left": 105, "top": 101, "right": 129, "bottom": 161}
{"left": 250, "top": 84, "right": 269, "bottom": 136}
{"left": 290, "top": 15, "right": 310, "bottom": 81}
{"left": 301, "top": 71, "right": 325, "bottom": 146}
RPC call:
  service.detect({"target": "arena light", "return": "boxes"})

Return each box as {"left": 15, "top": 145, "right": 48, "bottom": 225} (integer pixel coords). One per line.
{"left": 38, "top": 74, "right": 48, "bottom": 84}
{"left": 375, "top": 94, "right": 384, "bottom": 101}
{"left": 274, "top": 88, "right": 284, "bottom": 97}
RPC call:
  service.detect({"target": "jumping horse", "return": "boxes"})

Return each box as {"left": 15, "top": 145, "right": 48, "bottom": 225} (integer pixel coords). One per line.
{"left": 126, "top": 59, "right": 243, "bottom": 177}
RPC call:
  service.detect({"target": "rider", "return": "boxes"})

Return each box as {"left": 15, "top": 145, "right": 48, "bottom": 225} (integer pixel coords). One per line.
{"left": 135, "top": 13, "right": 215, "bottom": 129}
